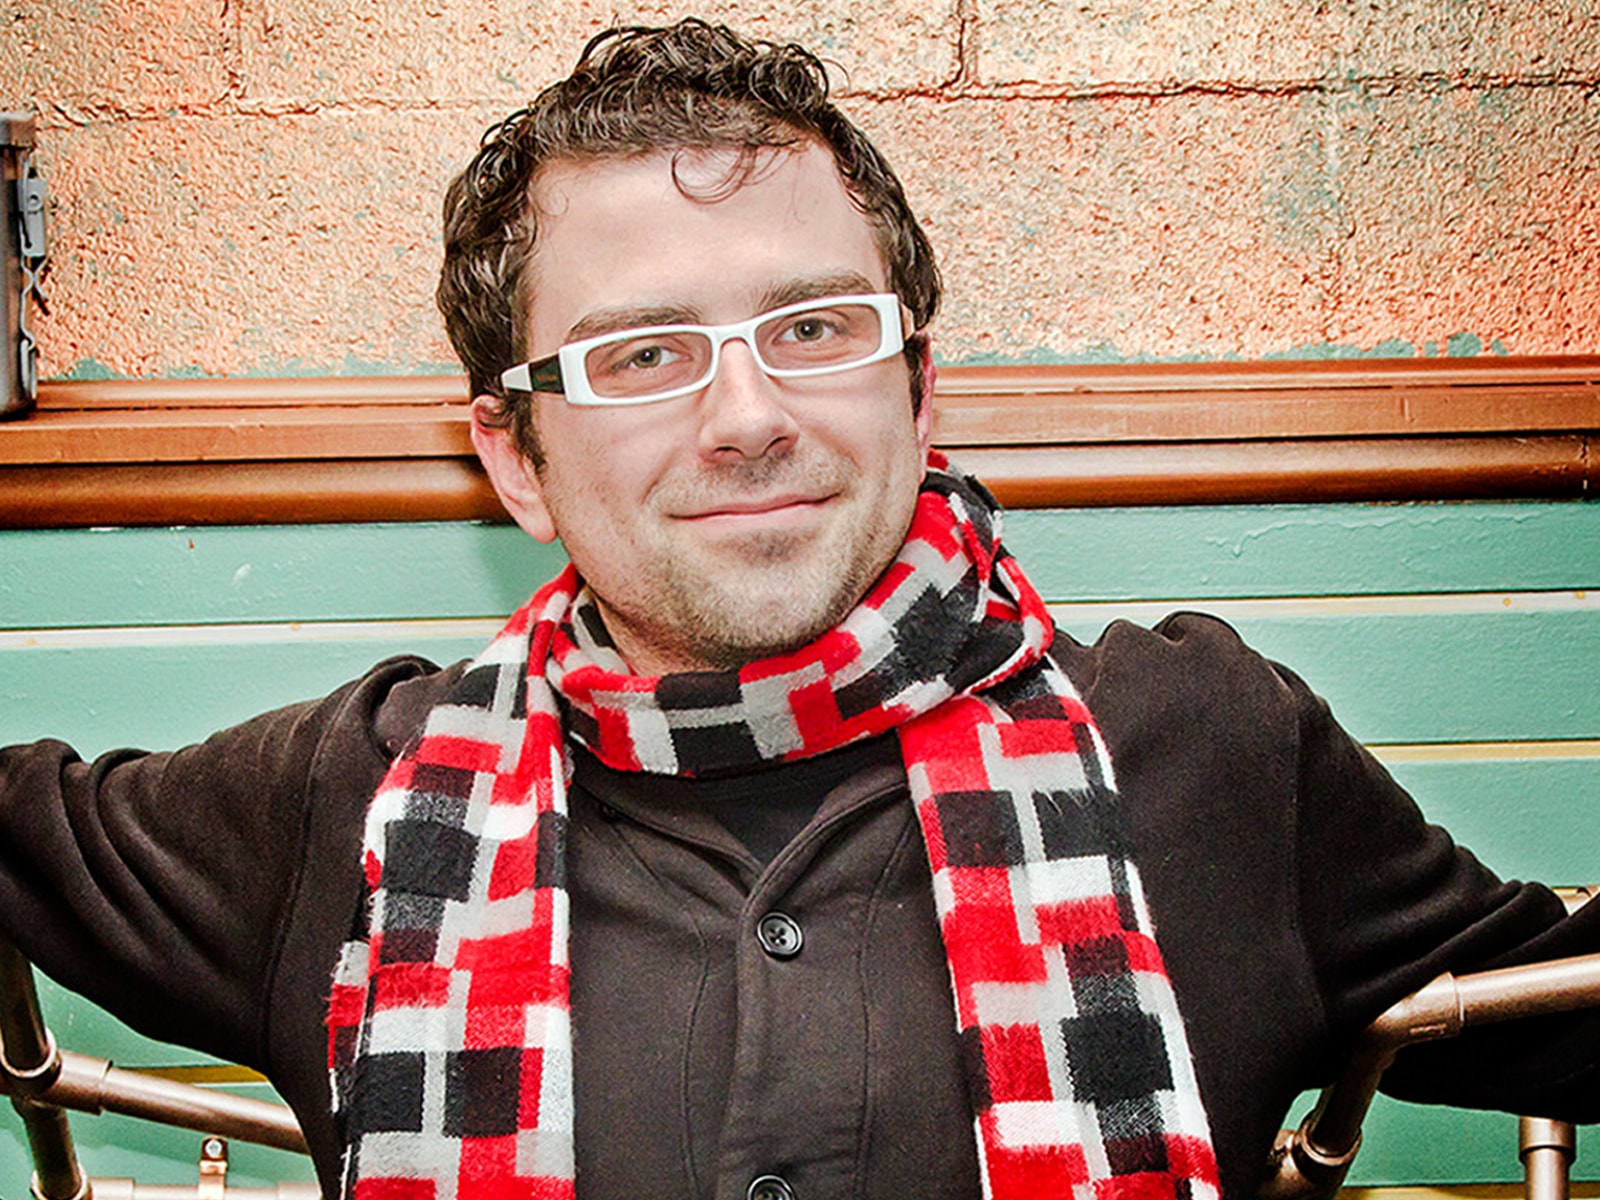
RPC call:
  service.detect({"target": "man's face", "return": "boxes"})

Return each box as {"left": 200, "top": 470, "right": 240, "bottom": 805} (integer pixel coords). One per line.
{"left": 472, "top": 142, "right": 932, "bottom": 675}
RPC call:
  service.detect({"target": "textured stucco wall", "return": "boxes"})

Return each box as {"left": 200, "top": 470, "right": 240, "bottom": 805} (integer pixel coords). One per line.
{"left": 4, "top": 0, "right": 1599, "bottom": 377}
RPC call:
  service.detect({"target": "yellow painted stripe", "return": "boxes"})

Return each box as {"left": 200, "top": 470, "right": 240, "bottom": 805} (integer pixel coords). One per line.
{"left": 129, "top": 1064, "right": 270, "bottom": 1085}
{"left": 1049, "top": 590, "right": 1597, "bottom": 626}
{"left": 1, "top": 590, "right": 1594, "bottom": 651}
{"left": 1370, "top": 740, "right": 1600, "bottom": 763}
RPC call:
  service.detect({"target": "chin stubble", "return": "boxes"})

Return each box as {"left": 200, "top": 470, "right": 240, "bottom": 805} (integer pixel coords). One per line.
{"left": 657, "top": 502, "right": 890, "bottom": 671}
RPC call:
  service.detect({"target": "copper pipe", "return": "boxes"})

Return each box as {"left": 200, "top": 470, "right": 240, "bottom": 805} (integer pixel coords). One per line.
{"left": 0, "top": 936, "right": 58, "bottom": 1087}
{"left": 2, "top": 935, "right": 307, "bottom": 1159}
{"left": 1263, "top": 949, "right": 1600, "bottom": 1200}
{"left": 11, "top": 1099, "right": 89, "bottom": 1200}
{"left": 1520, "top": 1116, "right": 1576, "bottom": 1200}
{"left": 0, "top": 936, "right": 88, "bottom": 1200}
{"left": 1455, "top": 954, "right": 1600, "bottom": 1026}
{"left": 26, "top": 1051, "right": 308, "bottom": 1155}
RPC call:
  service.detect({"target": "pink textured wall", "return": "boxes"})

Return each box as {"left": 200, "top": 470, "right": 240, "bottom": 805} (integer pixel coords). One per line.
{"left": 5, "top": 1, "right": 1599, "bottom": 376}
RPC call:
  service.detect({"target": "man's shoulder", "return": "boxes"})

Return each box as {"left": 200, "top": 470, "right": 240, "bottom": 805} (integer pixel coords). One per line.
{"left": 1056, "top": 610, "right": 1292, "bottom": 706}
{"left": 1052, "top": 609, "right": 1310, "bottom": 773}
{"left": 368, "top": 655, "right": 472, "bottom": 757}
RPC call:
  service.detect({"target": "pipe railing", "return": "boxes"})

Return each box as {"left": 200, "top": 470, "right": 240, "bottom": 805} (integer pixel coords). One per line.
{"left": 1262, "top": 886, "right": 1599, "bottom": 1200}
{"left": 1, "top": 934, "right": 88, "bottom": 1200}
{"left": 1521, "top": 1116, "right": 1579, "bottom": 1200}
{"left": 1, "top": 934, "right": 309, "bottom": 1198}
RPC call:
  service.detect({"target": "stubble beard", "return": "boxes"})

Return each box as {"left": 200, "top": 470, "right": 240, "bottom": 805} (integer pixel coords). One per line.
{"left": 603, "top": 454, "right": 910, "bottom": 673}
{"left": 655, "top": 524, "right": 886, "bottom": 671}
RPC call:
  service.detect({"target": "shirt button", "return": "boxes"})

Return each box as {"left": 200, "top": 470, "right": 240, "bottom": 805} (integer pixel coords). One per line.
{"left": 755, "top": 911, "right": 803, "bottom": 959}
{"left": 747, "top": 1175, "right": 795, "bottom": 1200}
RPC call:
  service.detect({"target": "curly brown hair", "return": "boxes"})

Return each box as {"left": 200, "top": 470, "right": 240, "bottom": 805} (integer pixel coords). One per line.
{"left": 437, "top": 19, "right": 942, "bottom": 461}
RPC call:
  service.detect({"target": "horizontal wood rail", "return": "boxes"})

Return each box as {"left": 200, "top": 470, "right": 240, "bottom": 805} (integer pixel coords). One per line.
{"left": 2, "top": 357, "right": 1596, "bottom": 525}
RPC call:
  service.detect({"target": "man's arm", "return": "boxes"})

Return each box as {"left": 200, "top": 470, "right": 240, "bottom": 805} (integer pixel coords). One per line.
{"left": 1071, "top": 611, "right": 1598, "bottom": 1194}
{"left": 1285, "top": 671, "right": 1600, "bottom": 1117}
{"left": 0, "top": 655, "right": 439, "bottom": 1070}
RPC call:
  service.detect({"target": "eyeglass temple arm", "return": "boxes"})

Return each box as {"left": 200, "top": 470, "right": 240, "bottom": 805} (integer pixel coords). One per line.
{"left": 503, "top": 357, "right": 564, "bottom": 395}
{"left": 1260, "top": 886, "right": 1600, "bottom": 1200}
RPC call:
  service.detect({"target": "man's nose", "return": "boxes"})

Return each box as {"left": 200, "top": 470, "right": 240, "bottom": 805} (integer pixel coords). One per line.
{"left": 695, "top": 338, "right": 800, "bottom": 460}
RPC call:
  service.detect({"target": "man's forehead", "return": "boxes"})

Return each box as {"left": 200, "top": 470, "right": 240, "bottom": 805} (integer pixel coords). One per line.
{"left": 533, "top": 143, "right": 786, "bottom": 202}
{"left": 527, "top": 140, "right": 846, "bottom": 221}
{"left": 518, "top": 142, "right": 891, "bottom": 343}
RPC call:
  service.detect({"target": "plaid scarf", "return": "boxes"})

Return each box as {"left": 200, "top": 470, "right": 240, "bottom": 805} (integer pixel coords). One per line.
{"left": 327, "top": 460, "right": 1218, "bottom": 1200}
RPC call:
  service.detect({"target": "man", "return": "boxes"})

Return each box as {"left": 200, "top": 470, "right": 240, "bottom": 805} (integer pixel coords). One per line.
{"left": 2, "top": 20, "right": 1597, "bottom": 1200}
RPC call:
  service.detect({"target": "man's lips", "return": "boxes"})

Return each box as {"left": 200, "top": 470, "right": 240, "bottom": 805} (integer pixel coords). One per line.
{"left": 671, "top": 493, "right": 835, "bottom": 525}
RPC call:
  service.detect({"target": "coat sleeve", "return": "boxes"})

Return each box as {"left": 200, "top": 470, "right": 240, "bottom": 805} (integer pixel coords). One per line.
{"left": 0, "top": 655, "right": 440, "bottom": 1070}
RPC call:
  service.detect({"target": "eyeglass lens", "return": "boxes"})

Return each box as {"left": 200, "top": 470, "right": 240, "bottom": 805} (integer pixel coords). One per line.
{"left": 581, "top": 300, "right": 887, "bottom": 401}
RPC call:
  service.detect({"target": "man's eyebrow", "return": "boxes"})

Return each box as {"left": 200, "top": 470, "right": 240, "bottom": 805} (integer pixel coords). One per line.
{"left": 566, "top": 305, "right": 698, "bottom": 344}
{"left": 759, "top": 272, "right": 882, "bottom": 312}
{"left": 560, "top": 273, "right": 885, "bottom": 345}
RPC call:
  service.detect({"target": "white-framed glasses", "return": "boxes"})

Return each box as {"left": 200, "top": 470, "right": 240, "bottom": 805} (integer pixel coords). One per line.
{"left": 499, "top": 292, "right": 906, "bottom": 406}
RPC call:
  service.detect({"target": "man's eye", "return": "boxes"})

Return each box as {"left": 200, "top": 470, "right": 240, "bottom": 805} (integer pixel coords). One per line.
{"left": 626, "top": 345, "right": 668, "bottom": 368}
{"left": 603, "top": 341, "right": 680, "bottom": 374}
{"left": 780, "top": 314, "right": 842, "bottom": 342}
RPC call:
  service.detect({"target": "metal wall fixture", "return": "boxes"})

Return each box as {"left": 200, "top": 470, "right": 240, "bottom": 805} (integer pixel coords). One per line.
{"left": 2, "top": 111, "right": 46, "bottom": 421}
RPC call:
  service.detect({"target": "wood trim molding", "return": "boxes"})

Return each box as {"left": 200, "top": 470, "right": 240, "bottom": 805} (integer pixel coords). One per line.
{"left": 3, "top": 357, "right": 1596, "bottom": 525}
{"left": 0, "top": 459, "right": 504, "bottom": 527}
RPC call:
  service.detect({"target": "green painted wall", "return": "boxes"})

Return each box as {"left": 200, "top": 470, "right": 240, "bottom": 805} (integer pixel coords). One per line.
{"left": 2, "top": 499, "right": 1597, "bottom": 1191}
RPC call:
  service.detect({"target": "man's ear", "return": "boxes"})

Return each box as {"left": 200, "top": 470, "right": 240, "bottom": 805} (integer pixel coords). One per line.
{"left": 470, "top": 396, "right": 557, "bottom": 543}
{"left": 914, "top": 335, "right": 936, "bottom": 460}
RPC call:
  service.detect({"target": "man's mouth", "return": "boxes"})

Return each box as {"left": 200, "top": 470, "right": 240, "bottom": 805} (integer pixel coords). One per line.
{"left": 673, "top": 492, "right": 835, "bottom": 528}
